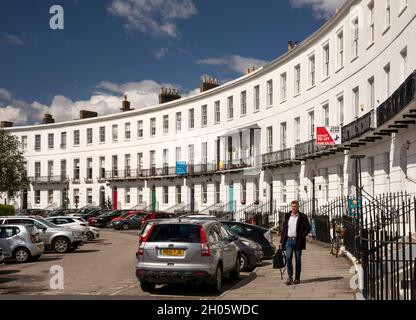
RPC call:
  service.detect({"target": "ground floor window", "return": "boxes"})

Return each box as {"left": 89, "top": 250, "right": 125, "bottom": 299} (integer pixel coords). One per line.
{"left": 35, "top": 190, "right": 41, "bottom": 205}
{"left": 163, "top": 186, "right": 169, "bottom": 204}
{"left": 87, "top": 188, "right": 93, "bottom": 205}
{"left": 202, "top": 183, "right": 208, "bottom": 204}
{"left": 176, "top": 185, "right": 182, "bottom": 204}
{"left": 215, "top": 182, "right": 221, "bottom": 204}
{"left": 48, "top": 190, "right": 53, "bottom": 205}
{"left": 241, "top": 179, "right": 247, "bottom": 205}
{"left": 137, "top": 187, "right": 143, "bottom": 204}
{"left": 125, "top": 187, "right": 131, "bottom": 205}
{"left": 73, "top": 189, "right": 80, "bottom": 207}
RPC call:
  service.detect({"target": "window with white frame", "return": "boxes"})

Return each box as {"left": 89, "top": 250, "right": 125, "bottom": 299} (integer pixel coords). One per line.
{"left": 337, "top": 95, "right": 344, "bottom": 126}
{"left": 150, "top": 151, "right": 156, "bottom": 169}
{"left": 189, "top": 109, "right": 195, "bottom": 129}
{"left": 241, "top": 179, "right": 247, "bottom": 204}
{"left": 125, "top": 154, "right": 131, "bottom": 176}
{"left": 308, "top": 111, "right": 315, "bottom": 139}
{"left": 150, "top": 118, "right": 156, "bottom": 136}
{"left": 112, "top": 155, "right": 118, "bottom": 176}
{"left": 368, "top": 77, "right": 375, "bottom": 110}
{"left": 215, "top": 101, "right": 221, "bottom": 123}
{"left": 384, "top": 63, "right": 391, "bottom": 98}
{"left": 175, "top": 147, "right": 182, "bottom": 163}
{"left": 176, "top": 185, "right": 182, "bottom": 204}
{"left": 201, "top": 142, "right": 208, "bottom": 165}
{"left": 323, "top": 44, "right": 330, "bottom": 78}
{"left": 138, "top": 187, "right": 143, "bottom": 204}
{"left": 227, "top": 96, "right": 234, "bottom": 119}
{"left": 60, "top": 160, "right": 66, "bottom": 178}
{"left": 48, "top": 133, "right": 54, "bottom": 149}
{"left": 368, "top": 1, "right": 375, "bottom": 45}
{"left": 99, "top": 157, "right": 105, "bottom": 179}
{"left": 73, "top": 189, "right": 79, "bottom": 206}
{"left": 163, "top": 149, "right": 169, "bottom": 166}
{"left": 368, "top": 158, "right": 375, "bottom": 196}
{"left": 87, "top": 128, "right": 93, "bottom": 144}
{"left": 35, "top": 190, "right": 41, "bottom": 205}
{"left": 125, "top": 123, "right": 131, "bottom": 140}
{"left": 125, "top": 187, "right": 131, "bottom": 204}
{"left": 202, "top": 183, "right": 207, "bottom": 204}
{"left": 240, "top": 91, "right": 247, "bottom": 115}
{"left": 188, "top": 144, "right": 194, "bottom": 165}
{"left": 280, "top": 122, "right": 287, "bottom": 150}
{"left": 74, "top": 130, "right": 80, "bottom": 146}
{"left": 294, "top": 65, "right": 301, "bottom": 95}
{"left": 47, "top": 161, "right": 53, "bottom": 177}
{"left": 385, "top": 0, "right": 391, "bottom": 30}
{"left": 112, "top": 125, "right": 118, "bottom": 142}
{"left": 99, "top": 127, "right": 105, "bottom": 143}
{"left": 73, "top": 159, "right": 80, "bottom": 181}
{"left": 163, "top": 186, "right": 169, "bottom": 204}
{"left": 337, "top": 30, "right": 344, "bottom": 68}
{"left": 176, "top": 112, "right": 182, "bottom": 132}
{"left": 267, "top": 80, "right": 273, "bottom": 106}
{"left": 201, "top": 105, "right": 207, "bottom": 127}
{"left": 267, "top": 127, "right": 273, "bottom": 153}
{"left": 35, "top": 134, "right": 41, "bottom": 151}
{"left": 294, "top": 117, "right": 300, "bottom": 145}
{"left": 254, "top": 85, "right": 260, "bottom": 111}
{"left": 86, "top": 158, "right": 93, "bottom": 180}
{"left": 48, "top": 190, "right": 53, "bottom": 205}
{"left": 137, "top": 153, "right": 143, "bottom": 171}
{"left": 35, "top": 162, "right": 41, "bottom": 178}
{"left": 322, "top": 104, "right": 329, "bottom": 127}
{"left": 60, "top": 132, "right": 67, "bottom": 149}
{"left": 87, "top": 188, "right": 93, "bottom": 205}
{"left": 280, "top": 73, "right": 287, "bottom": 101}
{"left": 400, "top": 47, "right": 408, "bottom": 81}
{"left": 163, "top": 115, "right": 169, "bottom": 134}
{"left": 352, "top": 18, "right": 359, "bottom": 58}
{"left": 308, "top": 55, "right": 316, "bottom": 86}
{"left": 215, "top": 182, "right": 220, "bottom": 204}
{"left": 353, "top": 87, "right": 360, "bottom": 118}
{"left": 137, "top": 120, "right": 143, "bottom": 138}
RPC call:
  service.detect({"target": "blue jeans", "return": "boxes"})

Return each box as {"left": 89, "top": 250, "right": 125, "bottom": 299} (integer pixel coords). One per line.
{"left": 285, "top": 238, "right": 302, "bottom": 280}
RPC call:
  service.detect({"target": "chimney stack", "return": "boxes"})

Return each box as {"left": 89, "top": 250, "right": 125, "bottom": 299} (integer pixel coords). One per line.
{"left": 246, "top": 66, "right": 257, "bottom": 74}
{"left": 200, "top": 76, "right": 220, "bottom": 93}
{"left": 288, "top": 40, "right": 299, "bottom": 51}
{"left": 0, "top": 121, "right": 13, "bottom": 128}
{"left": 159, "top": 88, "right": 181, "bottom": 104}
{"left": 79, "top": 110, "right": 98, "bottom": 120}
{"left": 121, "top": 95, "right": 134, "bottom": 112}
{"left": 42, "top": 114, "right": 55, "bottom": 124}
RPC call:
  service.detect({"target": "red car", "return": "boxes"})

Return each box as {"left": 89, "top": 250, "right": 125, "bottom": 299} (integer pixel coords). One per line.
{"left": 139, "top": 212, "right": 177, "bottom": 229}
{"left": 110, "top": 211, "right": 146, "bottom": 227}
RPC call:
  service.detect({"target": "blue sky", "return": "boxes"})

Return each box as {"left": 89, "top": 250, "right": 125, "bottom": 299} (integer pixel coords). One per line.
{"left": 0, "top": 0, "right": 344, "bottom": 125}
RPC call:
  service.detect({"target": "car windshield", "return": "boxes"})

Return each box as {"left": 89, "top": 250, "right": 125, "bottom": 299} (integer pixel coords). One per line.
{"left": 34, "top": 219, "right": 59, "bottom": 228}
{"left": 147, "top": 224, "right": 201, "bottom": 243}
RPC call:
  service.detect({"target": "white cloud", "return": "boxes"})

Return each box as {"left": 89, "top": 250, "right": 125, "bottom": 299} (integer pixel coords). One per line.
{"left": 6, "top": 34, "right": 24, "bottom": 46}
{"left": 0, "top": 79, "right": 201, "bottom": 125}
{"left": 195, "top": 55, "right": 269, "bottom": 75}
{"left": 290, "top": 0, "right": 346, "bottom": 19}
{"left": 154, "top": 47, "right": 169, "bottom": 59}
{"left": 108, "top": 0, "right": 197, "bottom": 37}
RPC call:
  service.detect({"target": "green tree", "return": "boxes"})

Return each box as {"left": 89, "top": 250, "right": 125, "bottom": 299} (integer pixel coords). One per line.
{"left": 0, "top": 130, "right": 27, "bottom": 202}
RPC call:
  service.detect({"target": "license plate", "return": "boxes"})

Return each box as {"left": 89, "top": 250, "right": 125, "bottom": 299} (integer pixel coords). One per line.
{"left": 161, "top": 249, "right": 184, "bottom": 257}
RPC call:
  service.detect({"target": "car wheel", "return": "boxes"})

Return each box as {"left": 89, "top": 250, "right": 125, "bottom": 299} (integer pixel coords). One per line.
{"left": 122, "top": 223, "right": 130, "bottom": 230}
{"left": 229, "top": 256, "right": 241, "bottom": 281}
{"left": 210, "top": 265, "right": 223, "bottom": 293}
{"left": 86, "top": 231, "right": 94, "bottom": 241}
{"left": 140, "top": 281, "right": 156, "bottom": 293}
{"left": 52, "top": 237, "right": 70, "bottom": 253}
{"left": 13, "top": 248, "right": 31, "bottom": 263}
{"left": 239, "top": 253, "right": 248, "bottom": 272}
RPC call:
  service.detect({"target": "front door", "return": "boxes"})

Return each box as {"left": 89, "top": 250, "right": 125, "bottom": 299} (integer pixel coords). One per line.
{"left": 229, "top": 184, "right": 234, "bottom": 213}
{"left": 151, "top": 186, "right": 156, "bottom": 212}
{"left": 113, "top": 187, "right": 118, "bottom": 210}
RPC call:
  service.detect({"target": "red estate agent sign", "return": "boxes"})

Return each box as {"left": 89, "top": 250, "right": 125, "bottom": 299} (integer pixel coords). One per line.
{"left": 316, "top": 127, "right": 342, "bottom": 145}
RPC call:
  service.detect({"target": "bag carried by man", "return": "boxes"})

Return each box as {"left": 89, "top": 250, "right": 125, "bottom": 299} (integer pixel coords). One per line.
{"left": 273, "top": 248, "right": 287, "bottom": 279}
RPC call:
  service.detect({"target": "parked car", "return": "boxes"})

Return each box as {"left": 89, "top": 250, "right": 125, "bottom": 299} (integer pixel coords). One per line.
{"left": 0, "top": 247, "right": 5, "bottom": 265}
{"left": 90, "top": 210, "right": 129, "bottom": 228}
{"left": 110, "top": 210, "right": 148, "bottom": 228}
{"left": 47, "top": 209, "right": 79, "bottom": 217}
{"left": 45, "top": 216, "right": 90, "bottom": 242}
{"left": 0, "top": 224, "right": 44, "bottom": 263}
{"left": 16, "top": 209, "right": 51, "bottom": 218}
{"left": 0, "top": 217, "right": 83, "bottom": 253}
{"left": 69, "top": 216, "right": 100, "bottom": 240}
{"left": 136, "top": 220, "right": 241, "bottom": 293}
{"left": 221, "top": 221, "right": 276, "bottom": 259}
{"left": 113, "top": 213, "right": 148, "bottom": 230}
{"left": 180, "top": 214, "right": 218, "bottom": 221}
{"left": 139, "top": 212, "right": 178, "bottom": 230}
{"left": 73, "top": 208, "right": 104, "bottom": 221}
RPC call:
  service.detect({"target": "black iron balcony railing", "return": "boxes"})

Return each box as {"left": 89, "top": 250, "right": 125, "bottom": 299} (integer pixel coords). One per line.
{"left": 295, "top": 139, "right": 331, "bottom": 159}
{"left": 342, "top": 110, "right": 375, "bottom": 143}
{"left": 29, "top": 175, "right": 69, "bottom": 184}
{"left": 377, "top": 70, "right": 416, "bottom": 127}
{"left": 262, "top": 148, "right": 292, "bottom": 166}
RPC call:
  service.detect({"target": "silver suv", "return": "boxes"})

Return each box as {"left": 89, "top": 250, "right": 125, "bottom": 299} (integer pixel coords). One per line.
{"left": 0, "top": 224, "right": 44, "bottom": 263}
{"left": 0, "top": 216, "right": 83, "bottom": 253}
{"left": 136, "top": 220, "right": 241, "bottom": 293}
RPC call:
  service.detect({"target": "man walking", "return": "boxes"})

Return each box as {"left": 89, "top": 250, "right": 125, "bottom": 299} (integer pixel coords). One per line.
{"left": 279, "top": 200, "right": 311, "bottom": 285}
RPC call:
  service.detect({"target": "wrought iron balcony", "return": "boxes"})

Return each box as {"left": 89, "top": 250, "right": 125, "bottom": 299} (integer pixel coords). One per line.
{"left": 262, "top": 148, "right": 292, "bottom": 167}
{"left": 29, "top": 175, "right": 69, "bottom": 185}
{"left": 341, "top": 110, "right": 376, "bottom": 143}
{"left": 377, "top": 70, "right": 416, "bottom": 127}
{"left": 295, "top": 139, "right": 331, "bottom": 159}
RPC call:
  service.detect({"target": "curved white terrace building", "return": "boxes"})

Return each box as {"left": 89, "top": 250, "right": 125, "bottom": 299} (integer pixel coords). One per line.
{"left": 3, "top": 0, "right": 416, "bottom": 218}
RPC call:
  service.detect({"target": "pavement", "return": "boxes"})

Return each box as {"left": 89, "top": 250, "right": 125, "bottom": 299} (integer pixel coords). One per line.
{"left": 0, "top": 229, "right": 358, "bottom": 300}
{"left": 217, "top": 234, "right": 357, "bottom": 300}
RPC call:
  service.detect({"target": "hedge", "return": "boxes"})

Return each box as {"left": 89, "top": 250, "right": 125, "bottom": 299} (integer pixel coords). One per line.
{"left": 0, "top": 204, "right": 15, "bottom": 216}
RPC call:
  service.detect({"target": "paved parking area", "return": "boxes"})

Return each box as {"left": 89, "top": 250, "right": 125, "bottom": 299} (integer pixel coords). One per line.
{"left": 0, "top": 229, "right": 357, "bottom": 299}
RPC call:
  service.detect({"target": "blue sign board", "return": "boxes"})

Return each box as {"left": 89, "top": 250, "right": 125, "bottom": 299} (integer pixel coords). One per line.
{"left": 176, "top": 162, "right": 187, "bottom": 175}
{"left": 348, "top": 197, "right": 363, "bottom": 219}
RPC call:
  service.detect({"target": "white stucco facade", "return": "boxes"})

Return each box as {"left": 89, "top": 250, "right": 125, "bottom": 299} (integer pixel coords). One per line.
{"left": 3, "top": 0, "right": 416, "bottom": 216}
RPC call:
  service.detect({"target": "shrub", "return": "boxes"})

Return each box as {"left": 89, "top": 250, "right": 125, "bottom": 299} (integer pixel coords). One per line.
{"left": 0, "top": 204, "right": 15, "bottom": 216}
